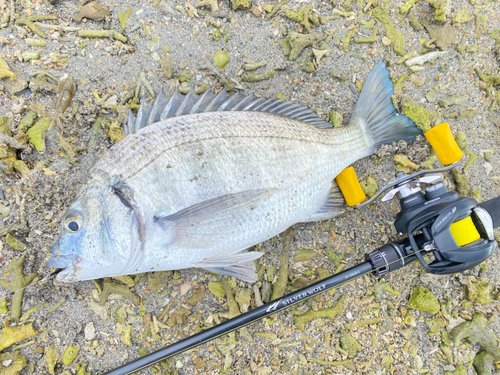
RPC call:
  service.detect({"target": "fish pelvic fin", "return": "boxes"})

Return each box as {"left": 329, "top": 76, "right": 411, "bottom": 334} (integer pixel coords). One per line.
{"left": 351, "top": 61, "right": 423, "bottom": 149}
{"left": 196, "top": 251, "right": 263, "bottom": 283}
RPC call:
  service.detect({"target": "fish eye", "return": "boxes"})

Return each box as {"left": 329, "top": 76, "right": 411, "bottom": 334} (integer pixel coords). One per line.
{"left": 64, "top": 210, "right": 84, "bottom": 233}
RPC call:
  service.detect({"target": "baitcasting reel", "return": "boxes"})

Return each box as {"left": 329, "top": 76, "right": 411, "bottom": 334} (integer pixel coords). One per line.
{"left": 362, "top": 163, "right": 498, "bottom": 276}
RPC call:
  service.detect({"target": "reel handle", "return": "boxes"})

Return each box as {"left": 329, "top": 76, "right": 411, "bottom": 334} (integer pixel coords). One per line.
{"left": 479, "top": 196, "right": 500, "bottom": 229}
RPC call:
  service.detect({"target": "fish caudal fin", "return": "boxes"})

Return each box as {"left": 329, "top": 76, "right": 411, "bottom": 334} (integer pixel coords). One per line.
{"left": 352, "top": 61, "right": 422, "bottom": 149}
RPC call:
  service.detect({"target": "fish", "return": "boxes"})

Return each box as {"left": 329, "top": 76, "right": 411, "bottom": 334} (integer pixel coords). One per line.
{"left": 49, "top": 62, "right": 422, "bottom": 283}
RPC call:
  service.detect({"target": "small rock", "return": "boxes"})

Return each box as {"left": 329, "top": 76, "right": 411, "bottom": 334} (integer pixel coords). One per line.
{"left": 425, "top": 90, "right": 436, "bottom": 103}
{"left": 382, "top": 36, "right": 392, "bottom": 46}
{"left": 11, "top": 99, "right": 26, "bottom": 114}
{"left": 84, "top": 322, "right": 96, "bottom": 340}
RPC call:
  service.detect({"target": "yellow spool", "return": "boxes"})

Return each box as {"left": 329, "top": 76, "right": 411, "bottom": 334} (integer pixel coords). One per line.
{"left": 335, "top": 167, "right": 366, "bottom": 206}
{"left": 449, "top": 216, "right": 481, "bottom": 247}
{"left": 424, "top": 122, "right": 463, "bottom": 165}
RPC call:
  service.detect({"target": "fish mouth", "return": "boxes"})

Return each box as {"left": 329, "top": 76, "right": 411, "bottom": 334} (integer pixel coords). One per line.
{"left": 48, "top": 254, "right": 82, "bottom": 281}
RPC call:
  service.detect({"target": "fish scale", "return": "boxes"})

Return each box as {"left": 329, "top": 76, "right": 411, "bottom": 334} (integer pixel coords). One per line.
{"left": 50, "top": 62, "right": 423, "bottom": 282}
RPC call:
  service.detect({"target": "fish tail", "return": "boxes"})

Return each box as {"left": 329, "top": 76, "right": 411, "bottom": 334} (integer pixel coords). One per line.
{"left": 351, "top": 61, "right": 422, "bottom": 150}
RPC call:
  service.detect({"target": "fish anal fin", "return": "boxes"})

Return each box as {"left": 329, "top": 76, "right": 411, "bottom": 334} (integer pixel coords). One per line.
{"left": 305, "top": 181, "right": 345, "bottom": 222}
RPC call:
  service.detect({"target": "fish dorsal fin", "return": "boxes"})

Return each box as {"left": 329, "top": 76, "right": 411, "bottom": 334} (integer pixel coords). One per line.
{"left": 125, "top": 88, "right": 333, "bottom": 135}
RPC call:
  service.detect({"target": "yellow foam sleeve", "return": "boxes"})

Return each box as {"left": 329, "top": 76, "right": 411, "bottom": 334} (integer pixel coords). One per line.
{"left": 424, "top": 122, "right": 463, "bottom": 165}
{"left": 335, "top": 167, "right": 366, "bottom": 206}
{"left": 449, "top": 216, "right": 481, "bottom": 247}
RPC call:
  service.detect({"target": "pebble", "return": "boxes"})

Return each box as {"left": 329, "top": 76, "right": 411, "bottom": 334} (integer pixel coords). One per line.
{"left": 84, "top": 322, "right": 96, "bottom": 341}
{"left": 426, "top": 90, "right": 436, "bottom": 103}
{"left": 382, "top": 36, "right": 392, "bottom": 46}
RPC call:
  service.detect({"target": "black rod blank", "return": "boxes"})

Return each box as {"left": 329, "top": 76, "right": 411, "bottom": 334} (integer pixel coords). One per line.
{"left": 103, "top": 262, "right": 375, "bottom": 375}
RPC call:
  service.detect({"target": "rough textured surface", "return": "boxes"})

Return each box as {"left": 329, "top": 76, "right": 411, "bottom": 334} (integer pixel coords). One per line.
{"left": 0, "top": 0, "right": 500, "bottom": 374}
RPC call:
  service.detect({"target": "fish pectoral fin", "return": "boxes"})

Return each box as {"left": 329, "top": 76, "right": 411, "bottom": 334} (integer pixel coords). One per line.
{"left": 304, "top": 181, "right": 345, "bottom": 222}
{"left": 155, "top": 188, "right": 280, "bottom": 248}
{"left": 196, "top": 251, "right": 263, "bottom": 283}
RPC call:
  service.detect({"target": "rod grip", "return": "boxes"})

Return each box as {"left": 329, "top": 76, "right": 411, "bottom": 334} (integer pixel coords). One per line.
{"left": 479, "top": 196, "right": 500, "bottom": 230}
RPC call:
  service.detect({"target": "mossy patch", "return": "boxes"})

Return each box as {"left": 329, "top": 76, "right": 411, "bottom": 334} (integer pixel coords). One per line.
{"left": 208, "top": 281, "right": 225, "bottom": 297}
{"left": 340, "top": 330, "right": 362, "bottom": 356}
{"left": 293, "top": 296, "right": 345, "bottom": 330}
{"left": 453, "top": 313, "right": 500, "bottom": 360}
{"left": 26, "top": 117, "right": 51, "bottom": 152}
{"left": 0, "top": 323, "right": 38, "bottom": 352}
{"left": 373, "top": 5, "right": 405, "bottom": 55}
{"left": 401, "top": 97, "right": 434, "bottom": 132}
{"left": 463, "top": 277, "right": 495, "bottom": 305}
{"left": 429, "top": 0, "right": 449, "bottom": 21}
{"left": 407, "top": 287, "right": 440, "bottom": 314}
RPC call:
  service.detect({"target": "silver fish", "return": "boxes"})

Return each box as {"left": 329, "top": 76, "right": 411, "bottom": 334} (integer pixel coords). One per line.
{"left": 49, "top": 62, "right": 421, "bottom": 282}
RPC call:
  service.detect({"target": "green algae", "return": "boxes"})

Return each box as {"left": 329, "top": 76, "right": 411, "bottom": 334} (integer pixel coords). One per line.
{"left": 408, "top": 11, "right": 423, "bottom": 31}
{"left": 45, "top": 344, "right": 59, "bottom": 374}
{"left": 147, "top": 271, "right": 171, "bottom": 291}
{"left": 327, "top": 110, "right": 343, "bottom": 127}
{"left": 463, "top": 149, "right": 478, "bottom": 173}
{"left": 5, "top": 234, "right": 26, "bottom": 251}
{"left": 278, "top": 38, "right": 292, "bottom": 57}
{"left": 231, "top": 0, "right": 251, "bottom": 10}
{"left": 342, "top": 28, "right": 358, "bottom": 53}
{"left": 293, "top": 296, "right": 345, "bottom": 330}
{"left": 20, "top": 303, "right": 48, "bottom": 322}
{"left": 220, "top": 278, "right": 240, "bottom": 319}
{"left": 360, "top": 176, "right": 378, "bottom": 198}
{"left": 426, "top": 317, "right": 446, "bottom": 335}
{"left": 235, "top": 288, "right": 252, "bottom": 313}
{"left": 117, "top": 323, "right": 132, "bottom": 345}
{"left": 0, "top": 256, "right": 37, "bottom": 321}
{"left": 400, "top": 0, "right": 418, "bottom": 14}
{"left": 311, "top": 358, "right": 354, "bottom": 369}
{"left": 18, "top": 110, "right": 37, "bottom": 133}
{"left": 373, "top": 5, "right": 405, "bottom": 55}
{"left": 208, "top": 281, "right": 225, "bottom": 297}
{"left": 0, "top": 350, "right": 27, "bottom": 375}
{"left": 255, "top": 332, "right": 277, "bottom": 341}
{"left": 99, "top": 278, "right": 141, "bottom": 306}
{"left": 62, "top": 345, "right": 80, "bottom": 366}
{"left": 118, "top": 8, "right": 133, "bottom": 30}
{"left": 353, "top": 27, "right": 378, "bottom": 44}
{"left": 453, "top": 313, "right": 500, "bottom": 360}
{"left": 301, "top": 60, "right": 315, "bottom": 73}
{"left": 438, "top": 94, "right": 469, "bottom": 108}
{"left": 26, "top": 117, "right": 51, "bottom": 152}
{"left": 407, "top": 287, "right": 440, "bottom": 314}
{"left": 474, "top": 351, "right": 495, "bottom": 375}
{"left": 394, "top": 154, "right": 419, "bottom": 171}
{"left": 271, "top": 228, "right": 292, "bottom": 301}
{"left": 345, "top": 316, "right": 381, "bottom": 330}
{"left": 241, "top": 71, "right": 275, "bottom": 82}
{"left": 451, "top": 168, "right": 469, "bottom": 196}
{"left": 0, "top": 323, "right": 38, "bottom": 352}
{"left": 287, "top": 31, "right": 326, "bottom": 61}
{"left": 187, "top": 285, "right": 206, "bottom": 306}
{"left": 213, "top": 50, "right": 230, "bottom": 69}
{"left": 453, "top": 6, "right": 472, "bottom": 25}
{"left": 429, "top": 0, "right": 449, "bottom": 21}
{"left": 0, "top": 298, "right": 7, "bottom": 314}
{"left": 463, "top": 277, "right": 494, "bottom": 305}
{"left": 325, "top": 248, "right": 344, "bottom": 267}
{"left": 340, "top": 330, "right": 361, "bottom": 356}
{"left": 294, "top": 248, "right": 315, "bottom": 263}
{"left": 401, "top": 97, "right": 434, "bottom": 132}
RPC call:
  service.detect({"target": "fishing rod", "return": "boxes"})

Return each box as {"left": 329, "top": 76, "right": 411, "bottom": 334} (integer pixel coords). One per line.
{"left": 104, "top": 161, "right": 500, "bottom": 375}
